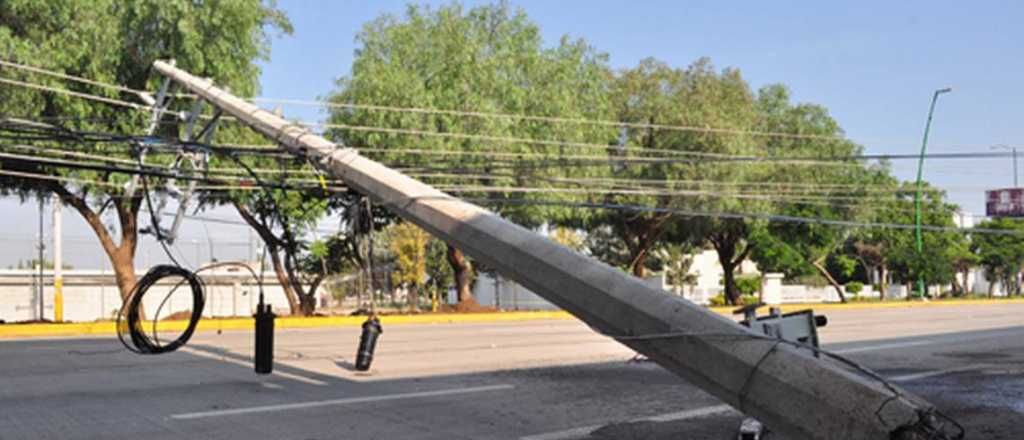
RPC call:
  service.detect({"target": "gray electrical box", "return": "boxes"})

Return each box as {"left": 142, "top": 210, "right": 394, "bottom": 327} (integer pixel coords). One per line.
{"left": 736, "top": 306, "right": 827, "bottom": 353}
{"left": 734, "top": 304, "right": 828, "bottom": 439}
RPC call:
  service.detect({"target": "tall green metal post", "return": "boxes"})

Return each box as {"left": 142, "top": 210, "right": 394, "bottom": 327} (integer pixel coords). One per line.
{"left": 914, "top": 87, "right": 952, "bottom": 298}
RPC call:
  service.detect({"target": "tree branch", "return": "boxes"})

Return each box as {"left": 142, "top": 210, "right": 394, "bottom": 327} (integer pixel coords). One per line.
{"left": 50, "top": 182, "right": 118, "bottom": 257}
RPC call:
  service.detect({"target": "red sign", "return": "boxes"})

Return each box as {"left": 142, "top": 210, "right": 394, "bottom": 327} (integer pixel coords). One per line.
{"left": 986, "top": 188, "right": 1024, "bottom": 217}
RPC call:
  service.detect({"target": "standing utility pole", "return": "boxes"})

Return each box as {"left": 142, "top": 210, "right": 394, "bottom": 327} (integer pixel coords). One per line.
{"left": 37, "top": 197, "right": 45, "bottom": 321}
{"left": 914, "top": 87, "right": 952, "bottom": 299}
{"left": 154, "top": 60, "right": 951, "bottom": 440}
{"left": 52, "top": 198, "right": 63, "bottom": 322}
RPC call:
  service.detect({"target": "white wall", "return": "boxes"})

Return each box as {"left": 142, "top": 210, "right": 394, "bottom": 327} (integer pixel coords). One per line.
{"left": 0, "top": 269, "right": 299, "bottom": 323}
{"left": 687, "top": 249, "right": 760, "bottom": 290}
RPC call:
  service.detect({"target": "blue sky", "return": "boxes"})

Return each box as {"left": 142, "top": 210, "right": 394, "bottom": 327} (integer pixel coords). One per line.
{"left": 259, "top": 0, "right": 1024, "bottom": 214}
{"left": 2, "top": 0, "right": 1022, "bottom": 268}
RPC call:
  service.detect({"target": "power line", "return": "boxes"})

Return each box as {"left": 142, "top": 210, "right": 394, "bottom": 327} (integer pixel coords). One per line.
{"left": 0, "top": 148, "right": 992, "bottom": 232}
{"left": 0, "top": 148, "right": 347, "bottom": 191}
{"left": 0, "top": 133, "right": 967, "bottom": 205}
{"left": 450, "top": 197, "right": 1012, "bottom": 236}
{"left": 0, "top": 76, "right": 152, "bottom": 112}
{"left": 0, "top": 135, "right": 962, "bottom": 197}
{"left": 255, "top": 97, "right": 852, "bottom": 142}
{"left": 2, "top": 144, "right": 962, "bottom": 217}
{"left": 0, "top": 142, "right": 939, "bottom": 202}
{"left": 0, "top": 86, "right": 1011, "bottom": 169}
{"left": 0, "top": 59, "right": 142, "bottom": 96}
{"left": 400, "top": 171, "right": 948, "bottom": 192}
{"left": 0, "top": 58, "right": 874, "bottom": 142}
{"left": 0, "top": 75, "right": 904, "bottom": 166}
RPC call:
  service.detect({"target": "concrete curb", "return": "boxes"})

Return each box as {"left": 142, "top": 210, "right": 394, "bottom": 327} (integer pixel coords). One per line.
{"left": 2, "top": 299, "right": 1021, "bottom": 339}
{"left": 707, "top": 297, "right": 1024, "bottom": 315}
{"left": 0, "top": 310, "right": 575, "bottom": 338}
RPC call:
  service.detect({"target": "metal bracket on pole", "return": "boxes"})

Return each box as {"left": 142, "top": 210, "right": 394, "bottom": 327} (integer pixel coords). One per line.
{"left": 139, "top": 93, "right": 212, "bottom": 245}
{"left": 165, "top": 98, "right": 211, "bottom": 244}
{"left": 151, "top": 60, "right": 959, "bottom": 440}
{"left": 126, "top": 72, "right": 175, "bottom": 198}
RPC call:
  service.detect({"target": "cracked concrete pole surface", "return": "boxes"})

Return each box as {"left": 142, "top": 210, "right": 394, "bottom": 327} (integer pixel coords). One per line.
{"left": 153, "top": 60, "right": 952, "bottom": 440}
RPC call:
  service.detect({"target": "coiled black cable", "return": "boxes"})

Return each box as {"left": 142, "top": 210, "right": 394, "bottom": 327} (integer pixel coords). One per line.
{"left": 117, "top": 265, "right": 205, "bottom": 354}
{"left": 117, "top": 261, "right": 266, "bottom": 354}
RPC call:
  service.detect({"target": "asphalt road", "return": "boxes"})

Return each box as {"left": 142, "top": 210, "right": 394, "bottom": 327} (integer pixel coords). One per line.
{"left": 1, "top": 303, "right": 1023, "bottom": 439}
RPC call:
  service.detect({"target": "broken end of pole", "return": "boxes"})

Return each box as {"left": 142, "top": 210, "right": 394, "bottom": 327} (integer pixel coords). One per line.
{"left": 889, "top": 409, "right": 964, "bottom": 440}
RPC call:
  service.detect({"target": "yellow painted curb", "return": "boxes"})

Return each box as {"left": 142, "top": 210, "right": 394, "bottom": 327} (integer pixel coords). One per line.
{"left": 0, "top": 311, "right": 576, "bottom": 339}
{"left": 708, "top": 297, "right": 1024, "bottom": 315}
{"left": 3, "top": 299, "right": 1022, "bottom": 339}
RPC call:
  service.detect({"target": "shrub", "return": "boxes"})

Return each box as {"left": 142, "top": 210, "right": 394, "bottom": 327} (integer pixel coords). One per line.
{"left": 709, "top": 292, "right": 760, "bottom": 307}
{"left": 739, "top": 294, "right": 760, "bottom": 306}
{"left": 847, "top": 295, "right": 878, "bottom": 302}
{"left": 846, "top": 281, "right": 864, "bottom": 296}
{"left": 735, "top": 276, "right": 762, "bottom": 296}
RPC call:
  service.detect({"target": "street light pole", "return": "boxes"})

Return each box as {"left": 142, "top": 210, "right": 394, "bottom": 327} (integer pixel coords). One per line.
{"left": 914, "top": 87, "right": 952, "bottom": 299}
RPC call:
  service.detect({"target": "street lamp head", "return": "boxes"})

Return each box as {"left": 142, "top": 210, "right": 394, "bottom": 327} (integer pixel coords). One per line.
{"left": 936, "top": 87, "right": 953, "bottom": 94}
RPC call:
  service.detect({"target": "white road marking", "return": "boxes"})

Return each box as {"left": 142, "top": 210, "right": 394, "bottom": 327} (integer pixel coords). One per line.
{"left": 833, "top": 340, "right": 934, "bottom": 354}
{"left": 889, "top": 365, "right": 983, "bottom": 382}
{"left": 260, "top": 382, "right": 284, "bottom": 390}
{"left": 831, "top": 329, "right": 1024, "bottom": 354}
{"left": 170, "top": 384, "right": 515, "bottom": 420}
{"left": 519, "top": 404, "right": 735, "bottom": 440}
{"left": 181, "top": 347, "right": 329, "bottom": 386}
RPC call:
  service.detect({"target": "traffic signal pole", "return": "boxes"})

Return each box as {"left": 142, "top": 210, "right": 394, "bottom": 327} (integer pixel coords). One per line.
{"left": 153, "top": 60, "right": 949, "bottom": 440}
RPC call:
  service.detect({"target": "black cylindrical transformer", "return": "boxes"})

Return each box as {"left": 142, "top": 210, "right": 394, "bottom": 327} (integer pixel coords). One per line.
{"left": 355, "top": 316, "right": 382, "bottom": 371}
{"left": 254, "top": 298, "right": 275, "bottom": 375}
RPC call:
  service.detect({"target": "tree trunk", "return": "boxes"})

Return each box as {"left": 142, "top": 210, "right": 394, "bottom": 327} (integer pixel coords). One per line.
{"left": 632, "top": 248, "right": 649, "bottom": 278}
{"left": 878, "top": 266, "right": 888, "bottom": 300}
{"left": 51, "top": 184, "right": 140, "bottom": 301}
{"left": 622, "top": 213, "right": 670, "bottom": 279}
{"left": 300, "top": 276, "right": 324, "bottom": 316}
{"left": 446, "top": 244, "right": 473, "bottom": 304}
{"left": 408, "top": 284, "right": 419, "bottom": 312}
{"left": 812, "top": 258, "right": 847, "bottom": 303}
{"left": 111, "top": 249, "right": 137, "bottom": 299}
{"left": 721, "top": 261, "right": 739, "bottom": 305}
{"left": 233, "top": 202, "right": 303, "bottom": 315}
{"left": 266, "top": 245, "right": 301, "bottom": 315}
{"left": 710, "top": 231, "right": 751, "bottom": 306}
{"left": 299, "top": 296, "right": 316, "bottom": 315}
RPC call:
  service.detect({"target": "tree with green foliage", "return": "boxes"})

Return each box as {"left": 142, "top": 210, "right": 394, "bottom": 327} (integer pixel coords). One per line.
{"left": 0, "top": 0, "right": 291, "bottom": 300}
{"left": 746, "top": 84, "right": 882, "bottom": 303}
{"left": 650, "top": 242, "right": 698, "bottom": 294}
{"left": 583, "top": 58, "right": 758, "bottom": 283}
{"left": 424, "top": 237, "right": 455, "bottom": 306}
{"left": 877, "top": 183, "right": 967, "bottom": 297}
{"left": 948, "top": 238, "right": 979, "bottom": 297}
{"left": 388, "top": 221, "right": 429, "bottom": 310}
{"left": 229, "top": 185, "right": 343, "bottom": 315}
{"left": 325, "top": 2, "right": 614, "bottom": 304}
{"left": 971, "top": 218, "right": 1024, "bottom": 297}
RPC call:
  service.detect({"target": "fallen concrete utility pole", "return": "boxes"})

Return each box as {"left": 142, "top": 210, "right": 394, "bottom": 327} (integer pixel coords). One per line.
{"left": 153, "top": 60, "right": 951, "bottom": 440}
